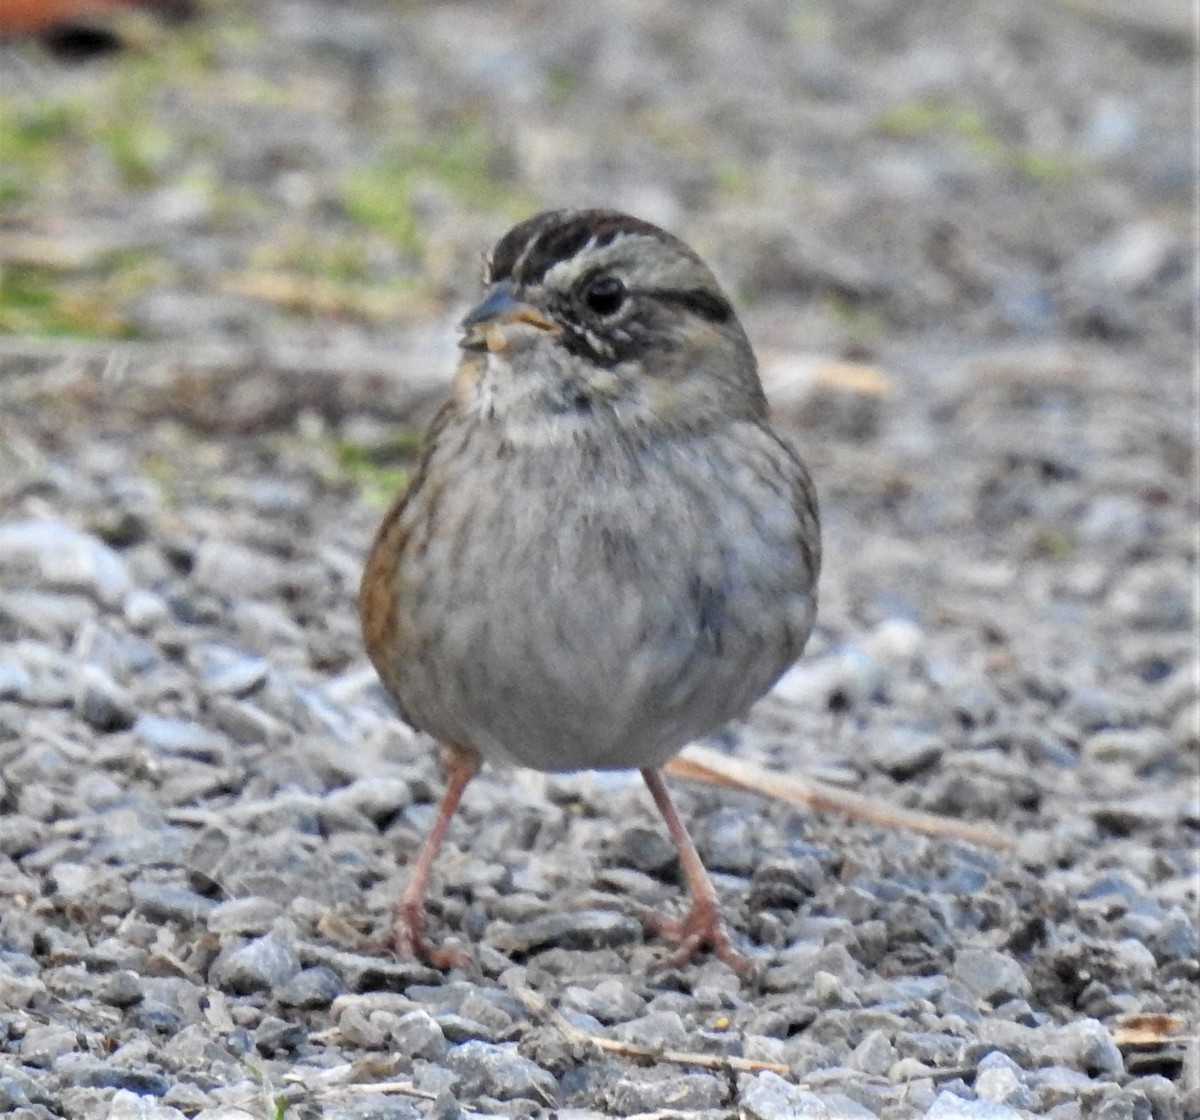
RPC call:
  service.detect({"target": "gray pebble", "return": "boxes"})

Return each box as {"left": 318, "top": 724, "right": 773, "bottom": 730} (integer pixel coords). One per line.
{"left": 390, "top": 1009, "right": 447, "bottom": 1059}
{"left": 0, "top": 662, "right": 32, "bottom": 701}
{"left": 209, "top": 935, "right": 300, "bottom": 994}
{"left": 253, "top": 1015, "right": 306, "bottom": 1056}
{"left": 561, "top": 980, "right": 647, "bottom": 1024}
{"left": 54, "top": 1052, "right": 171, "bottom": 1095}
{"left": 1112, "top": 938, "right": 1158, "bottom": 984}
{"left": 206, "top": 697, "right": 287, "bottom": 745}
{"left": 0, "top": 589, "right": 98, "bottom": 640}
{"left": 106, "top": 1089, "right": 189, "bottom": 1120}
{"left": 952, "top": 948, "right": 1031, "bottom": 1005}
{"left": 122, "top": 589, "right": 170, "bottom": 632}
{"left": 130, "top": 880, "right": 217, "bottom": 924}
{"left": 74, "top": 664, "right": 136, "bottom": 732}
{"left": 1082, "top": 728, "right": 1174, "bottom": 772}
{"left": 741, "top": 1071, "right": 875, "bottom": 1119}
{"left": 1048, "top": 1018, "right": 1124, "bottom": 1077}
{"left": 443, "top": 1039, "right": 556, "bottom": 1102}
{"left": 975, "top": 1051, "right": 1037, "bottom": 1110}
{"left": 607, "top": 1070, "right": 726, "bottom": 1113}
{"left": 191, "top": 540, "right": 287, "bottom": 599}
{"left": 19, "top": 1024, "right": 77, "bottom": 1067}
{"left": 751, "top": 855, "right": 826, "bottom": 908}
{"left": 276, "top": 965, "right": 345, "bottom": 1009}
{"left": 613, "top": 823, "right": 677, "bottom": 872}
{"left": 1151, "top": 906, "right": 1199, "bottom": 963}
{"left": 301, "top": 946, "right": 440, "bottom": 992}
{"left": 491, "top": 909, "right": 642, "bottom": 953}
{"left": 868, "top": 728, "right": 943, "bottom": 779}
{"left": 134, "top": 715, "right": 231, "bottom": 764}
{"left": 206, "top": 897, "right": 284, "bottom": 936}
{"left": 924, "top": 1092, "right": 1024, "bottom": 1119}
{"left": 1064, "top": 688, "right": 1146, "bottom": 733}
{"left": 194, "top": 646, "right": 269, "bottom": 697}
{"left": 100, "top": 970, "right": 145, "bottom": 1008}
{"left": 698, "top": 805, "right": 760, "bottom": 874}
{"left": 435, "top": 1013, "right": 503, "bottom": 1044}
{"left": 845, "top": 1029, "right": 895, "bottom": 1076}
{"left": 612, "top": 1010, "right": 690, "bottom": 1050}
{"left": 0, "top": 519, "right": 131, "bottom": 607}
{"left": 324, "top": 777, "right": 414, "bottom": 825}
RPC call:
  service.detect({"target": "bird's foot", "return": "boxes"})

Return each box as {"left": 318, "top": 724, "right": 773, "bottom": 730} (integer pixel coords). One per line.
{"left": 360, "top": 899, "right": 475, "bottom": 971}
{"left": 641, "top": 897, "right": 753, "bottom": 977}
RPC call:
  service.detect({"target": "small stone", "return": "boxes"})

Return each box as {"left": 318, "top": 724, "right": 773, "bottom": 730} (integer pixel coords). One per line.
{"left": 614, "top": 823, "right": 677, "bottom": 872}
{"left": 699, "top": 805, "right": 760, "bottom": 874}
{"left": 1151, "top": 907, "right": 1199, "bottom": 963}
{"left": 74, "top": 665, "right": 136, "bottom": 732}
{"left": 612, "top": 1010, "right": 690, "bottom": 1050}
{"left": 122, "top": 590, "right": 170, "bottom": 632}
{"left": 196, "top": 648, "right": 269, "bottom": 697}
{"left": 491, "top": 909, "right": 642, "bottom": 953}
{"left": 812, "top": 969, "right": 859, "bottom": 1008}
{"left": 868, "top": 729, "right": 943, "bottom": 779}
{"left": 191, "top": 540, "right": 287, "bottom": 599}
{"left": 1082, "top": 729, "right": 1174, "bottom": 772}
{"left": 847, "top": 1030, "right": 896, "bottom": 1076}
{"left": 100, "top": 970, "right": 145, "bottom": 1008}
{"left": 607, "top": 1070, "right": 726, "bottom": 1113}
{"left": 1112, "top": 938, "right": 1157, "bottom": 984}
{"left": 0, "top": 519, "right": 132, "bottom": 607}
{"left": 389, "top": 1009, "right": 446, "bottom": 1059}
{"left": 299, "top": 945, "right": 439, "bottom": 992}
{"left": 134, "top": 715, "right": 230, "bottom": 764}
{"left": 276, "top": 966, "right": 345, "bottom": 1009}
{"left": 207, "top": 898, "right": 283, "bottom": 936}
{"left": 751, "top": 856, "right": 826, "bottom": 908}
{"left": 253, "top": 1015, "right": 306, "bottom": 1056}
{"left": 106, "top": 1089, "right": 189, "bottom": 1119}
{"left": 210, "top": 936, "right": 300, "bottom": 994}
{"left": 436, "top": 1013, "right": 502, "bottom": 1044}
{"left": 444, "top": 1039, "right": 557, "bottom": 1102}
{"left": 324, "top": 777, "right": 414, "bottom": 826}
{"left": 975, "top": 1051, "right": 1036, "bottom": 1109}
{"left": 953, "top": 948, "right": 1031, "bottom": 1005}
{"left": 925, "top": 1092, "right": 1025, "bottom": 1119}
{"left": 1048, "top": 1018, "right": 1124, "bottom": 1077}
{"left": 130, "top": 880, "right": 217, "bottom": 924}
{"left": 561, "top": 980, "right": 647, "bottom": 1024}
{"left": 0, "top": 662, "right": 32, "bottom": 700}
{"left": 20, "top": 1023, "right": 77, "bottom": 1066}
{"left": 741, "top": 1071, "right": 876, "bottom": 1119}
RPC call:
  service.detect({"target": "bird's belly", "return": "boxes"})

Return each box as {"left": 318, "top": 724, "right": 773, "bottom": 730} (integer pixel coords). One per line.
{"left": 383, "top": 429, "right": 817, "bottom": 773}
{"left": 401, "top": 576, "right": 795, "bottom": 771}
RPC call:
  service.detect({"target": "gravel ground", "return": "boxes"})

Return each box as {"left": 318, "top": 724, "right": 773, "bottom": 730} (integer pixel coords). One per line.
{"left": 0, "top": 2, "right": 1196, "bottom": 1119}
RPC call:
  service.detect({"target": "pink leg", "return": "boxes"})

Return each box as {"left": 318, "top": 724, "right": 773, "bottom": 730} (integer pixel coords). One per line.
{"left": 386, "top": 746, "right": 480, "bottom": 969}
{"left": 641, "top": 768, "right": 752, "bottom": 976}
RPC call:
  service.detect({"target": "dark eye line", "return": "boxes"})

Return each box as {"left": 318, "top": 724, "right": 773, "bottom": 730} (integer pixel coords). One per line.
{"left": 645, "top": 288, "right": 732, "bottom": 324}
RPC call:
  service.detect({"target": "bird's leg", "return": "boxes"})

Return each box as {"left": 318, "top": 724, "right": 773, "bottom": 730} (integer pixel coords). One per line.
{"left": 640, "top": 767, "right": 752, "bottom": 976}
{"left": 385, "top": 745, "right": 481, "bottom": 969}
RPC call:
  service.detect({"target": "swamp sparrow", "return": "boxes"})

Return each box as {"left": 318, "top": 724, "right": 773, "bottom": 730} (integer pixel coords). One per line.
{"left": 360, "top": 209, "right": 820, "bottom": 974}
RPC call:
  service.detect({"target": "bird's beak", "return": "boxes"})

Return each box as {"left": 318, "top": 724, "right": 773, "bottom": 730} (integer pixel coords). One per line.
{"left": 460, "top": 281, "right": 559, "bottom": 353}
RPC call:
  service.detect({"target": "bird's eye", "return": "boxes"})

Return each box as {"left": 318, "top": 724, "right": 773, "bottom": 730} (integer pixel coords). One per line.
{"left": 582, "top": 275, "right": 626, "bottom": 316}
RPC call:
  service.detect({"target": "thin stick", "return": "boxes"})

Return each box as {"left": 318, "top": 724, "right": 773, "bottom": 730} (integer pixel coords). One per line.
{"left": 666, "top": 744, "right": 1014, "bottom": 852}
{"left": 513, "top": 985, "right": 790, "bottom": 1077}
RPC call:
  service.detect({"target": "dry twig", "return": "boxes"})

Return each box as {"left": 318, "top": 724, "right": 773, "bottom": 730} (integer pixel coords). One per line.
{"left": 667, "top": 744, "right": 1014, "bottom": 852}
{"left": 514, "top": 985, "right": 790, "bottom": 1077}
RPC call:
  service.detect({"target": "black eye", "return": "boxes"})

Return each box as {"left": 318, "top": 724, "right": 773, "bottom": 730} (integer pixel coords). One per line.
{"left": 582, "top": 275, "right": 626, "bottom": 316}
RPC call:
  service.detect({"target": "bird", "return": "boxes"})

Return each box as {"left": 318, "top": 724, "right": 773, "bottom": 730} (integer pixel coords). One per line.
{"left": 359, "top": 208, "right": 821, "bottom": 975}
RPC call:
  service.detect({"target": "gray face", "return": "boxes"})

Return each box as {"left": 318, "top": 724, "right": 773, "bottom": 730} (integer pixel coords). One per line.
{"left": 458, "top": 209, "right": 766, "bottom": 435}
